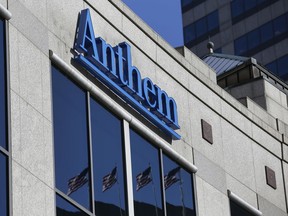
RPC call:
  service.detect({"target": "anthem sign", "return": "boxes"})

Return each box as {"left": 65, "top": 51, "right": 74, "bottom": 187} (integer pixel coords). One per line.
{"left": 73, "top": 9, "right": 181, "bottom": 140}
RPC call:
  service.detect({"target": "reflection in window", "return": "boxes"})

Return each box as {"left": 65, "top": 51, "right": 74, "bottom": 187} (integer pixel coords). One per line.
{"left": 56, "top": 195, "right": 89, "bottom": 216}
{"left": 130, "top": 129, "right": 163, "bottom": 216}
{"left": 234, "top": 13, "right": 288, "bottom": 56}
{"left": 0, "top": 152, "right": 8, "bottom": 216}
{"left": 90, "top": 98, "right": 127, "bottom": 216}
{"left": 52, "top": 66, "right": 91, "bottom": 210}
{"left": 230, "top": 200, "right": 254, "bottom": 216}
{"left": 163, "top": 155, "right": 196, "bottom": 216}
{"left": 184, "top": 10, "right": 219, "bottom": 46}
{"left": 0, "top": 18, "right": 7, "bottom": 150}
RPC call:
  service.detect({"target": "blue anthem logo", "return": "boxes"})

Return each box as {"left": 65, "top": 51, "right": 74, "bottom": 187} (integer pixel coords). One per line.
{"left": 73, "top": 9, "right": 181, "bottom": 140}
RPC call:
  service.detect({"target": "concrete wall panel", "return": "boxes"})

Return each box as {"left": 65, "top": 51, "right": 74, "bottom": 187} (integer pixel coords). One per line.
{"left": 252, "top": 144, "right": 286, "bottom": 211}
{"left": 12, "top": 161, "right": 55, "bottom": 216}
{"left": 221, "top": 120, "right": 256, "bottom": 191}
{"left": 196, "top": 176, "right": 230, "bottom": 216}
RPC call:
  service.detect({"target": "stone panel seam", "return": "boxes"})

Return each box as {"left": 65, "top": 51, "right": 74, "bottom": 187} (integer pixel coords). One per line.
{"left": 10, "top": 89, "right": 52, "bottom": 123}
{"left": 11, "top": 158, "right": 54, "bottom": 191}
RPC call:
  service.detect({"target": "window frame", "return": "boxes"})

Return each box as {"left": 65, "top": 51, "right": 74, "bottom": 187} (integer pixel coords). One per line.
{"left": 50, "top": 51, "right": 198, "bottom": 216}
{"left": 0, "top": 6, "right": 12, "bottom": 216}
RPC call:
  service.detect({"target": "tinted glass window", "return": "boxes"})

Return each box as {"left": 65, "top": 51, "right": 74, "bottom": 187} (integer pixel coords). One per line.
{"left": 183, "top": 10, "right": 219, "bottom": 45}
{"left": 184, "top": 25, "right": 196, "bottom": 44}
{"left": 260, "top": 22, "right": 273, "bottom": 43}
{"left": 52, "top": 66, "right": 91, "bottom": 210}
{"left": 231, "top": 0, "right": 244, "bottom": 18}
{"left": 230, "top": 200, "right": 254, "bottom": 216}
{"left": 90, "top": 98, "right": 127, "bottom": 216}
{"left": 231, "top": 0, "right": 278, "bottom": 21}
{"left": 195, "top": 18, "right": 207, "bottom": 37}
{"left": 245, "top": 0, "right": 257, "bottom": 11}
{"left": 130, "top": 129, "right": 163, "bottom": 216}
{"left": 277, "top": 55, "right": 288, "bottom": 76}
{"left": 181, "top": 0, "right": 192, "bottom": 7}
{"left": 266, "top": 62, "right": 277, "bottom": 73}
{"left": 0, "top": 19, "right": 7, "bottom": 150}
{"left": 207, "top": 11, "right": 219, "bottom": 31}
{"left": 234, "top": 36, "right": 247, "bottom": 55}
{"left": 247, "top": 30, "right": 260, "bottom": 49}
{"left": 0, "top": 153, "right": 8, "bottom": 216}
{"left": 163, "top": 155, "right": 196, "bottom": 216}
{"left": 265, "top": 54, "right": 288, "bottom": 81}
{"left": 234, "top": 13, "right": 288, "bottom": 56}
{"left": 56, "top": 195, "right": 89, "bottom": 216}
{"left": 273, "top": 15, "right": 287, "bottom": 36}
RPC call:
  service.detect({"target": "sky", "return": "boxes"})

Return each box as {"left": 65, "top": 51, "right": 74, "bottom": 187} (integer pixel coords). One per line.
{"left": 122, "top": 0, "right": 184, "bottom": 48}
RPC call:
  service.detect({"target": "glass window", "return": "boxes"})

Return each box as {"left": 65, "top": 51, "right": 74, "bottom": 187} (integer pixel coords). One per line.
{"left": 266, "top": 55, "right": 288, "bottom": 81}
{"left": 234, "top": 13, "right": 288, "bottom": 55}
{"left": 184, "top": 24, "right": 196, "bottom": 44}
{"left": 0, "top": 152, "right": 8, "bottom": 216}
{"left": 0, "top": 19, "right": 7, "bottom": 150}
{"left": 184, "top": 10, "right": 219, "bottom": 46}
{"left": 231, "top": 0, "right": 244, "bottom": 18}
{"left": 130, "top": 129, "right": 163, "bottom": 216}
{"left": 277, "top": 55, "right": 288, "bottom": 77}
{"left": 163, "top": 155, "right": 196, "bottom": 216}
{"left": 260, "top": 22, "right": 273, "bottom": 43}
{"left": 181, "top": 0, "right": 193, "bottom": 7}
{"left": 195, "top": 17, "right": 207, "bottom": 37}
{"left": 266, "top": 61, "right": 277, "bottom": 73}
{"left": 247, "top": 30, "right": 260, "bottom": 50}
{"left": 52, "top": 66, "right": 91, "bottom": 210}
{"left": 273, "top": 14, "right": 287, "bottom": 37}
{"left": 244, "top": 0, "right": 257, "bottom": 11}
{"left": 230, "top": 200, "right": 254, "bottom": 216}
{"left": 207, "top": 11, "right": 219, "bottom": 31}
{"left": 56, "top": 195, "right": 89, "bottom": 216}
{"left": 90, "top": 98, "right": 127, "bottom": 216}
{"left": 234, "top": 36, "right": 247, "bottom": 55}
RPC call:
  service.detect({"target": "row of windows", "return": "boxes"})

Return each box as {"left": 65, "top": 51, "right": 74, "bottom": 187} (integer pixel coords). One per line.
{"left": 266, "top": 54, "right": 288, "bottom": 82}
{"left": 181, "top": 0, "right": 206, "bottom": 12}
{"left": 0, "top": 17, "right": 9, "bottom": 216}
{"left": 231, "top": 0, "right": 279, "bottom": 23}
{"left": 234, "top": 12, "right": 288, "bottom": 56}
{"left": 183, "top": 10, "right": 219, "bottom": 47}
{"left": 52, "top": 65, "right": 196, "bottom": 216}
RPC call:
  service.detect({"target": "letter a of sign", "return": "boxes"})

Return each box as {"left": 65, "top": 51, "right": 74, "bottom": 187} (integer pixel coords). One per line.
{"left": 74, "top": 9, "right": 99, "bottom": 61}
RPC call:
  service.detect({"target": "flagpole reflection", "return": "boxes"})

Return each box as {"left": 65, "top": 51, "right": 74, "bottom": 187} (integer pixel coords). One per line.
{"left": 178, "top": 169, "right": 186, "bottom": 216}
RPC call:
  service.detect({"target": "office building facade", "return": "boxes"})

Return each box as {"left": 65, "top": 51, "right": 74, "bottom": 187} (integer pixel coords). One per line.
{"left": 1, "top": 0, "right": 288, "bottom": 216}
{"left": 181, "top": 0, "right": 288, "bottom": 82}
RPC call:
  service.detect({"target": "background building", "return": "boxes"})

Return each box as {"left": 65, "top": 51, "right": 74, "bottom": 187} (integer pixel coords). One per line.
{"left": 1, "top": 0, "right": 288, "bottom": 216}
{"left": 181, "top": 0, "right": 288, "bottom": 82}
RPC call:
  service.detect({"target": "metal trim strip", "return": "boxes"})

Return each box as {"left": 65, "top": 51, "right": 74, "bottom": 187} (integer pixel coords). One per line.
{"left": 0, "top": 4, "right": 11, "bottom": 20}
{"left": 228, "top": 190, "right": 263, "bottom": 216}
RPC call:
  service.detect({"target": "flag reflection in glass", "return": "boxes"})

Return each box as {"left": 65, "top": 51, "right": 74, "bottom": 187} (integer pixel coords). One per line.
{"left": 136, "top": 166, "right": 152, "bottom": 191}
{"left": 164, "top": 167, "right": 181, "bottom": 190}
{"left": 102, "top": 166, "right": 117, "bottom": 192}
{"left": 67, "top": 167, "right": 89, "bottom": 196}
